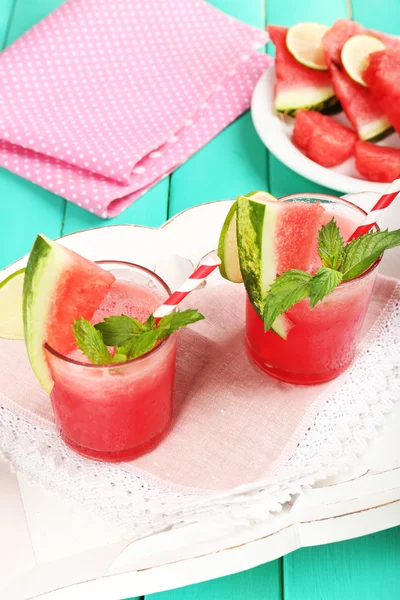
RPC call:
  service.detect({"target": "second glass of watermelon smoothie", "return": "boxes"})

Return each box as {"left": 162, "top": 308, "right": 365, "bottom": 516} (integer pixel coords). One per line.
{"left": 246, "top": 195, "right": 380, "bottom": 385}
{"left": 45, "top": 262, "right": 177, "bottom": 462}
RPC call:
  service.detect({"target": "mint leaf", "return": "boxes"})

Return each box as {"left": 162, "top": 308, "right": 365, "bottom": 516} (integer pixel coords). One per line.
{"left": 342, "top": 229, "right": 400, "bottom": 281}
{"left": 309, "top": 268, "right": 343, "bottom": 309}
{"left": 156, "top": 309, "right": 205, "bottom": 339}
{"left": 318, "top": 218, "right": 344, "bottom": 270}
{"left": 143, "top": 314, "right": 157, "bottom": 330}
{"left": 95, "top": 315, "right": 144, "bottom": 346}
{"left": 73, "top": 318, "right": 113, "bottom": 364}
{"left": 263, "top": 270, "right": 313, "bottom": 332}
{"left": 120, "top": 330, "right": 158, "bottom": 360}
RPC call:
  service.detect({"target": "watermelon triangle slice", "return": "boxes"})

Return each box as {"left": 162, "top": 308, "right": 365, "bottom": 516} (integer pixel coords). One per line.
{"left": 23, "top": 235, "right": 116, "bottom": 392}
{"left": 322, "top": 19, "right": 393, "bottom": 142}
{"left": 268, "top": 25, "right": 339, "bottom": 116}
{"left": 364, "top": 48, "right": 400, "bottom": 135}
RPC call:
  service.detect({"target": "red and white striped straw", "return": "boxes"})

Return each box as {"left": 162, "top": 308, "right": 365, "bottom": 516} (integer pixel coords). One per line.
{"left": 347, "top": 177, "right": 400, "bottom": 241}
{"left": 153, "top": 252, "right": 221, "bottom": 321}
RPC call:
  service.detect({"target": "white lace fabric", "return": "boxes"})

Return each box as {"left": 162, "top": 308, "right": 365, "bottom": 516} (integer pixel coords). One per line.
{"left": 0, "top": 285, "right": 399, "bottom": 538}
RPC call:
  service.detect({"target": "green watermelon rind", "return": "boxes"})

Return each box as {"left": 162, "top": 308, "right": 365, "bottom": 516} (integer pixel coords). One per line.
{"left": 275, "top": 86, "right": 341, "bottom": 117}
{"left": 23, "top": 235, "right": 67, "bottom": 393}
{"left": 359, "top": 119, "right": 394, "bottom": 142}
{"left": 218, "top": 192, "right": 280, "bottom": 284}
{"left": 236, "top": 195, "right": 291, "bottom": 339}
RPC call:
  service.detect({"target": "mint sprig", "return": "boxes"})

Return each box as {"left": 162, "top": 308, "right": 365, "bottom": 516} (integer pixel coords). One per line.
{"left": 263, "top": 222, "right": 400, "bottom": 333}
{"left": 74, "top": 309, "right": 205, "bottom": 365}
{"left": 317, "top": 218, "right": 344, "bottom": 270}
{"left": 73, "top": 318, "right": 113, "bottom": 364}
{"left": 309, "top": 267, "right": 343, "bottom": 308}
{"left": 263, "top": 270, "right": 313, "bottom": 332}
{"left": 341, "top": 229, "right": 400, "bottom": 281}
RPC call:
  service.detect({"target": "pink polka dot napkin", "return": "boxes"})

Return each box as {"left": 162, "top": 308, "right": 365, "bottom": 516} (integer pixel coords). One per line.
{"left": 0, "top": 0, "right": 272, "bottom": 217}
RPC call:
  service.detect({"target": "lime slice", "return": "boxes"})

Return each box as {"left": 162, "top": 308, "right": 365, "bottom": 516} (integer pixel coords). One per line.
{"left": 341, "top": 34, "right": 385, "bottom": 87}
{"left": 0, "top": 268, "right": 25, "bottom": 340}
{"left": 286, "top": 22, "right": 329, "bottom": 71}
{"left": 218, "top": 192, "right": 278, "bottom": 284}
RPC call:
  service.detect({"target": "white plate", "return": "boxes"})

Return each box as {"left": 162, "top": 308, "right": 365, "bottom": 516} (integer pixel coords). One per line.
{"left": 251, "top": 67, "right": 400, "bottom": 195}
{"left": 1, "top": 198, "right": 399, "bottom": 600}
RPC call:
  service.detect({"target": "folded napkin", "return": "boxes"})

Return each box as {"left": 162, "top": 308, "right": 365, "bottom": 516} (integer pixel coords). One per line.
{"left": 0, "top": 0, "right": 271, "bottom": 217}
{"left": 0, "top": 275, "right": 398, "bottom": 493}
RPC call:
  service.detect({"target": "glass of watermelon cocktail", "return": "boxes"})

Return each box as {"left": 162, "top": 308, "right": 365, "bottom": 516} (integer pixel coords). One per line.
{"left": 245, "top": 194, "right": 380, "bottom": 385}
{"left": 44, "top": 262, "right": 177, "bottom": 462}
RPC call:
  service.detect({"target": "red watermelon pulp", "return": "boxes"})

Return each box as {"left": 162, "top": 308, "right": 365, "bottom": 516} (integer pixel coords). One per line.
{"left": 322, "top": 19, "right": 393, "bottom": 142}
{"left": 355, "top": 141, "right": 400, "bottom": 182}
{"left": 23, "top": 234, "right": 115, "bottom": 392}
{"left": 268, "top": 25, "right": 339, "bottom": 116}
{"left": 364, "top": 49, "right": 400, "bottom": 135}
{"left": 293, "top": 110, "right": 356, "bottom": 167}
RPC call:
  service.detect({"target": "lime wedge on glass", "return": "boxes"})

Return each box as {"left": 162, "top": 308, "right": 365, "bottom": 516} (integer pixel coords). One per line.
{"left": 286, "top": 22, "right": 330, "bottom": 71}
{"left": 341, "top": 34, "right": 385, "bottom": 87}
{"left": 218, "top": 192, "right": 278, "bottom": 284}
{"left": 0, "top": 268, "right": 25, "bottom": 340}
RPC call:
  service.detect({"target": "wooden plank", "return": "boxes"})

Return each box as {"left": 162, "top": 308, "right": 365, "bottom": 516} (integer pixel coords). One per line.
{"left": 0, "top": 0, "right": 66, "bottom": 270}
{"left": 266, "top": 0, "right": 348, "bottom": 199}
{"left": 168, "top": 0, "right": 268, "bottom": 218}
{"left": 284, "top": 528, "right": 400, "bottom": 600}
{"left": 352, "top": 0, "right": 400, "bottom": 35}
{"left": 144, "top": 562, "right": 282, "bottom": 600}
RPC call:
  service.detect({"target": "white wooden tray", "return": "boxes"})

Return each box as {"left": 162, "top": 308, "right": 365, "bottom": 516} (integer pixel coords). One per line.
{"left": 1, "top": 194, "right": 399, "bottom": 600}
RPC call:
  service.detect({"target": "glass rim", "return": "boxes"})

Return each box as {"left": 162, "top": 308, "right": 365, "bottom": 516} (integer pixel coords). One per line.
{"left": 278, "top": 192, "right": 382, "bottom": 284}
{"left": 44, "top": 260, "right": 173, "bottom": 369}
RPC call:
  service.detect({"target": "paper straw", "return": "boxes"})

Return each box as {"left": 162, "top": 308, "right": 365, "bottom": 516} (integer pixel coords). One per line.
{"left": 347, "top": 178, "right": 400, "bottom": 241}
{"left": 153, "top": 252, "right": 221, "bottom": 320}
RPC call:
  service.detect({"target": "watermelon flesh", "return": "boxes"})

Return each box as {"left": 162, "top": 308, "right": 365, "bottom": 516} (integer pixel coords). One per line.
{"left": 268, "top": 25, "right": 339, "bottom": 116}
{"left": 364, "top": 49, "right": 400, "bottom": 135}
{"left": 293, "top": 110, "right": 356, "bottom": 167}
{"left": 46, "top": 251, "right": 116, "bottom": 355}
{"left": 23, "top": 234, "right": 115, "bottom": 392}
{"left": 355, "top": 141, "right": 400, "bottom": 182}
{"left": 322, "top": 19, "right": 392, "bottom": 141}
{"left": 274, "top": 201, "right": 324, "bottom": 274}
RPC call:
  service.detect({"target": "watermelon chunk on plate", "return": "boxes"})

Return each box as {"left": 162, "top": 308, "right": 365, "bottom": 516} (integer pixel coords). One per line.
{"left": 293, "top": 110, "right": 356, "bottom": 167}
{"left": 322, "top": 19, "right": 393, "bottom": 142}
{"left": 23, "top": 235, "right": 116, "bottom": 392}
{"left": 268, "top": 25, "right": 339, "bottom": 116}
{"left": 364, "top": 49, "right": 400, "bottom": 135}
{"left": 354, "top": 141, "right": 400, "bottom": 183}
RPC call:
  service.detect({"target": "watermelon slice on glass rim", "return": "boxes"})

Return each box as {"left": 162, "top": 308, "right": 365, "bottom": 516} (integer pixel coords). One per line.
{"left": 23, "top": 235, "right": 115, "bottom": 392}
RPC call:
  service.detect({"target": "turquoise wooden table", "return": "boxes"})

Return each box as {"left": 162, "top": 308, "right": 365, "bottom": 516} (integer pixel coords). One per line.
{"left": 1, "top": 1, "right": 399, "bottom": 599}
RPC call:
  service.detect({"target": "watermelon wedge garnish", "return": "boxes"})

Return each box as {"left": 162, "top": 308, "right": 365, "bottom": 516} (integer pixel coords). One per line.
{"left": 355, "top": 141, "right": 400, "bottom": 183}
{"left": 364, "top": 49, "right": 400, "bottom": 135}
{"left": 237, "top": 195, "right": 323, "bottom": 338}
{"left": 23, "top": 235, "right": 115, "bottom": 392}
{"left": 268, "top": 25, "right": 340, "bottom": 117}
{"left": 293, "top": 110, "right": 356, "bottom": 167}
{"left": 322, "top": 19, "right": 393, "bottom": 142}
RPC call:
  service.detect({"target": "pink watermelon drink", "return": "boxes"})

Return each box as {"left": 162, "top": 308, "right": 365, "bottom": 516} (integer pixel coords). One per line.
{"left": 244, "top": 195, "right": 379, "bottom": 385}
{"left": 43, "top": 262, "right": 177, "bottom": 461}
